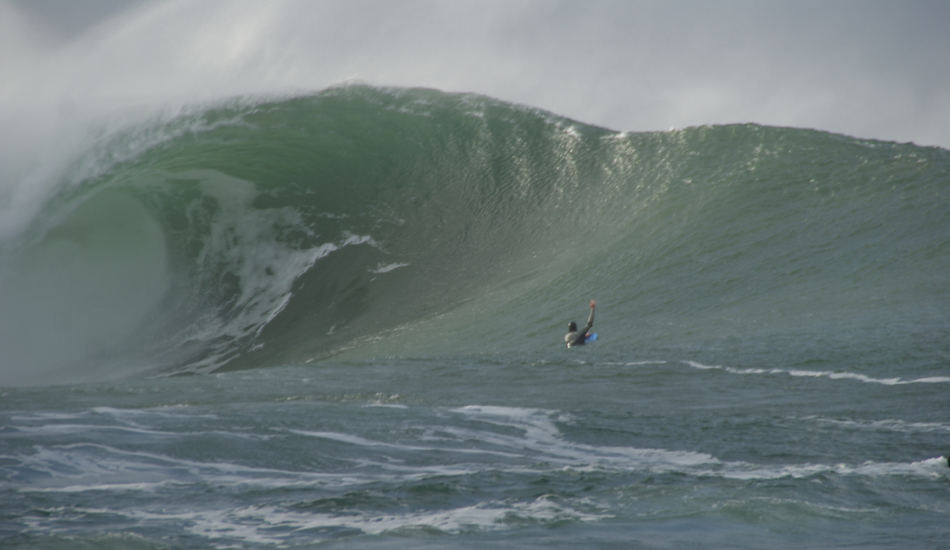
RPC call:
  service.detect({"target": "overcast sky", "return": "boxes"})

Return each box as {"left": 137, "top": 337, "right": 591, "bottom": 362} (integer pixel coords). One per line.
{"left": 3, "top": 0, "right": 949, "bottom": 149}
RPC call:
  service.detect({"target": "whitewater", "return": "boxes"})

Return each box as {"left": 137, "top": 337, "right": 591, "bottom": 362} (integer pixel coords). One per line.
{"left": 1, "top": 85, "right": 948, "bottom": 548}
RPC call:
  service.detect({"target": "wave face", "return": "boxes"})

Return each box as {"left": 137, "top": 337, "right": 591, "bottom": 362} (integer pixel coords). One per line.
{"left": 1, "top": 85, "right": 948, "bottom": 385}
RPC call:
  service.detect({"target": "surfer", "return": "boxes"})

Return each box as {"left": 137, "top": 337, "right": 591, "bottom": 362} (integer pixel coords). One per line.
{"left": 565, "top": 300, "right": 595, "bottom": 348}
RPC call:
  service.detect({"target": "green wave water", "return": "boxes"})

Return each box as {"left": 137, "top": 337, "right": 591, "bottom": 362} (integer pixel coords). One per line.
{"left": 1, "top": 85, "right": 948, "bottom": 385}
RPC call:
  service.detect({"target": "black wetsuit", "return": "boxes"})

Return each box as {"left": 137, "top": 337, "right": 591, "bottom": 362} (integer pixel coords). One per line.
{"left": 565, "top": 308, "right": 594, "bottom": 348}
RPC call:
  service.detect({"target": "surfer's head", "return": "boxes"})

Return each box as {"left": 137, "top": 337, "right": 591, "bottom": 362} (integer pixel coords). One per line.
{"left": 568, "top": 321, "right": 577, "bottom": 332}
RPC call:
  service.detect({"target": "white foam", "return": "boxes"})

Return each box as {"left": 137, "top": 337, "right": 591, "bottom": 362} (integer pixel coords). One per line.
{"left": 287, "top": 429, "right": 413, "bottom": 450}
{"left": 684, "top": 360, "right": 721, "bottom": 370}
{"left": 804, "top": 416, "right": 950, "bottom": 433}
{"left": 25, "top": 481, "right": 180, "bottom": 493}
{"left": 371, "top": 262, "right": 409, "bottom": 274}
{"left": 8, "top": 423, "right": 176, "bottom": 437}
{"left": 103, "top": 494, "right": 608, "bottom": 545}
{"left": 365, "top": 402, "right": 409, "bottom": 409}
{"left": 14, "top": 406, "right": 945, "bottom": 494}
{"left": 445, "top": 405, "right": 950, "bottom": 483}
{"left": 698, "top": 455, "right": 950, "bottom": 481}
{"left": 13, "top": 443, "right": 376, "bottom": 494}
{"left": 448, "top": 405, "right": 718, "bottom": 472}
{"left": 287, "top": 428, "right": 522, "bottom": 464}
{"left": 10, "top": 411, "right": 88, "bottom": 421}
{"left": 683, "top": 360, "right": 950, "bottom": 385}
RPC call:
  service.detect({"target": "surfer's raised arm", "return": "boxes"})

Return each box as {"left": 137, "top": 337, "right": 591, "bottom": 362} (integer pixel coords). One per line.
{"left": 582, "top": 300, "right": 595, "bottom": 333}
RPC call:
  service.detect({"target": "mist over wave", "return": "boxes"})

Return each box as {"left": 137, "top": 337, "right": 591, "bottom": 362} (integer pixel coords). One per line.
{"left": 0, "top": 85, "right": 948, "bottom": 386}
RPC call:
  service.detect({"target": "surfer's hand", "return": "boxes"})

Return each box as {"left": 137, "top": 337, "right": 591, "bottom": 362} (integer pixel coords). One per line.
{"left": 590, "top": 300, "right": 596, "bottom": 309}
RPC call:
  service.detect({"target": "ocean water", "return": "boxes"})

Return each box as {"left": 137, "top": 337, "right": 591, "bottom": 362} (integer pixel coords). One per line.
{"left": 1, "top": 85, "right": 948, "bottom": 548}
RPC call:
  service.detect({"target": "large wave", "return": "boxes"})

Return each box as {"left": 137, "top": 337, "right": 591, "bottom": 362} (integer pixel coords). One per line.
{"left": 1, "top": 85, "right": 948, "bottom": 385}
